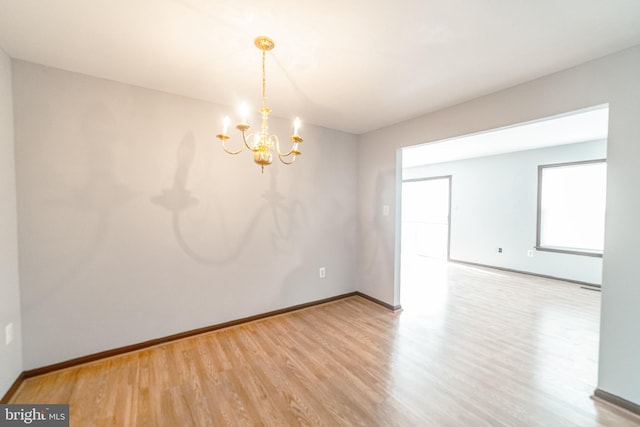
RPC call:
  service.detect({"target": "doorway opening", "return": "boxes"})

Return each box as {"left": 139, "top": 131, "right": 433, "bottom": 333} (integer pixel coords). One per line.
{"left": 400, "top": 176, "right": 451, "bottom": 309}
{"left": 397, "top": 104, "right": 609, "bottom": 310}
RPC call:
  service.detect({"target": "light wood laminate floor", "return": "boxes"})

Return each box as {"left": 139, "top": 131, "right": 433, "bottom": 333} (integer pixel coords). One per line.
{"left": 11, "top": 261, "right": 640, "bottom": 426}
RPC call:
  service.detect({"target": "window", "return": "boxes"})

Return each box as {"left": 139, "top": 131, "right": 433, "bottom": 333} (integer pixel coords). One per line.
{"left": 536, "top": 160, "right": 606, "bottom": 257}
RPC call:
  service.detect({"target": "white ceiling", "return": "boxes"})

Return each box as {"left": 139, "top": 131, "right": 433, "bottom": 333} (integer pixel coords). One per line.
{"left": 402, "top": 106, "right": 609, "bottom": 168}
{"left": 0, "top": 1, "right": 639, "bottom": 135}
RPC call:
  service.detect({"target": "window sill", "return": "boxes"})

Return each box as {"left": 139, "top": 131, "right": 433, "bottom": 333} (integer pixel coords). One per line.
{"left": 535, "top": 246, "right": 603, "bottom": 258}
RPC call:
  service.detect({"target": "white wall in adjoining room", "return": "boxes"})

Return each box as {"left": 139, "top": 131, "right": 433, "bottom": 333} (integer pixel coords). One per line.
{"left": 12, "top": 60, "right": 358, "bottom": 370}
{"left": 357, "top": 45, "right": 640, "bottom": 406}
{"left": 0, "top": 48, "right": 22, "bottom": 397}
{"left": 403, "top": 139, "right": 607, "bottom": 285}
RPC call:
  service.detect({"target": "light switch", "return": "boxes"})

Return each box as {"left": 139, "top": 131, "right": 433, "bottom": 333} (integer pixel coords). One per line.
{"left": 5, "top": 322, "right": 14, "bottom": 345}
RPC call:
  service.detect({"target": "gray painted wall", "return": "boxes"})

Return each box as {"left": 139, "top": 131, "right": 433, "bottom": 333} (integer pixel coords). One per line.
{"left": 0, "top": 48, "right": 22, "bottom": 396}
{"left": 5, "top": 43, "right": 640, "bottom": 408}
{"left": 357, "top": 45, "right": 640, "bottom": 405}
{"left": 12, "top": 61, "right": 358, "bottom": 369}
{"left": 403, "top": 139, "right": 606, "bottom": 284}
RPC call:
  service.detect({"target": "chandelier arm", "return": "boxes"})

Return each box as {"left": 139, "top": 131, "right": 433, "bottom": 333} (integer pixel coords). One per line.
{"left": 275, "top": 136, "right": 300, "bottom": 158}
{"left": 221, "top": 138, "right": 243, "bottom": 155}
{"left": 278, "top": 153, "right": 297, "bottom": 165}
{"left": 278, "top": 148, "right": 297, "bottom": 157}
{"left": 242, "top": 131, "right": 259, "bottom": 152}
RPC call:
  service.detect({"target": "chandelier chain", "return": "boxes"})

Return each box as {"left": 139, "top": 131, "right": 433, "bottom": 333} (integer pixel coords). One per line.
{"left": 261, "top": 50, "right": 267, "bottom": 109}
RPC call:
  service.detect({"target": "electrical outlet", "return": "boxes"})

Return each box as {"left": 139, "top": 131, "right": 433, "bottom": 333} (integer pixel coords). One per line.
{"left": 382, "top": 205, "right": 390, "bottom": 216}
{"left": 5, "top": 322, "right": 14, "bottom": 345}
{"left": 497, "top": 247, "right": 503, "bottom": 253}
{"left": 527, "top": 249, "right": 534, "bottom": 257}
{"left": 319, "top": 267, "right": 326, "bottom": 278}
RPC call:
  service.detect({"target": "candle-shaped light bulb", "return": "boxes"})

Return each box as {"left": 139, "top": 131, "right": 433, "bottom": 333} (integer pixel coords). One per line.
{"left": 239, "top": 102, "right": 249, "bottom": 124}
{"left": 293, "top": 117, "right": 301, "bottom": 136}
{"left": 222, "top": 116, "right": 230, "bottom": 135}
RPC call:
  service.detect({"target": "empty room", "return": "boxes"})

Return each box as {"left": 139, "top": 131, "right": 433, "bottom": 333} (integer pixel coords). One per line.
{"left": 1, "top": 1, "right": 640, "bottom": 426}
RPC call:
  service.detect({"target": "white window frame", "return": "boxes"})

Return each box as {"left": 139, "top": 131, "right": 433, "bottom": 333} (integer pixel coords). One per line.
{"left": 536, "top": 159, "right": 606, "bottom": 258}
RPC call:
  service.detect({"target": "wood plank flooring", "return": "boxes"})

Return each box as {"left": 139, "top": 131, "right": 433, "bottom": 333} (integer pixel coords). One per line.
{"left": 10, "top": 261, "right": 640, "bottom": 426}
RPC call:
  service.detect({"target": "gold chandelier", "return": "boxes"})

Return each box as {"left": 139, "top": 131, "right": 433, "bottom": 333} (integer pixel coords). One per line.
{"left": 216, "top": 36, "right": 303, "bottom": 173}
